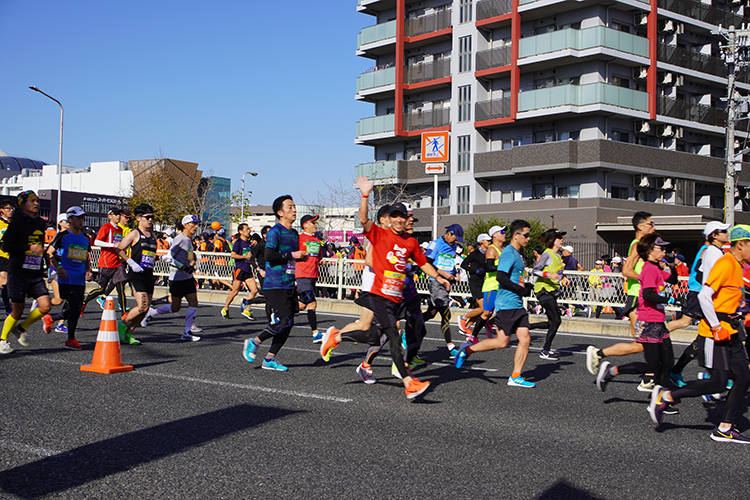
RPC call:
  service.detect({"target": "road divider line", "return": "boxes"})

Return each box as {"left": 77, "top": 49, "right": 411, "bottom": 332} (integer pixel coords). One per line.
{"left": 0, "top": 439, "right": 63, "bottom": 457}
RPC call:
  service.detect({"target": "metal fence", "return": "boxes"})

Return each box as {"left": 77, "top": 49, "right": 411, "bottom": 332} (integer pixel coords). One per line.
{"left": 88, "top": 249, "right": 687, "bottom": 311}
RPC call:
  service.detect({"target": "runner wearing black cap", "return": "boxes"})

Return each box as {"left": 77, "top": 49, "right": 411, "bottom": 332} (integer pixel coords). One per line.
{"left": 221, "top": 222, "right": 258, "bottom": 320}
{"left": 529, "top": 228, "right": 567, "bottom": 360}
{"left": 423, "top": 223, "right": 465, "bottom": 357}
{"left": 82, "top": 208, "right": 128, "bottom": 314}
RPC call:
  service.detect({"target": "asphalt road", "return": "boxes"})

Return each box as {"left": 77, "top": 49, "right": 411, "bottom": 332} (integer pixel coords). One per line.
{"left": 1, "top": 301, "right": 749, "bottom": 499}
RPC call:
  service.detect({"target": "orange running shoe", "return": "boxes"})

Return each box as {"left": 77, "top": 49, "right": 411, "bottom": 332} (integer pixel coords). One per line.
{"left": 42, "top": 314, "right": 54, "bottom": 334}
{"left": 320, "top": 326, "right": 339, "bottom": 362}
{"left": 404, "top": 378, "right": 431, "bottom": 399}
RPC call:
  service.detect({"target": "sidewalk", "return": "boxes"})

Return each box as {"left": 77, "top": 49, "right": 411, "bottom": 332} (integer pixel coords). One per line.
{"left": 85, "top": 284, "right": 699, "bottom": 343}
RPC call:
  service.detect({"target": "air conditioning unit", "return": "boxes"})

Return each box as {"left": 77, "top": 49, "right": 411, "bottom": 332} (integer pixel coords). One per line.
{"left": 674, "top": 74, "right": 684, "bottom": 86}
{"left": 660, "top": 19, "right": 677, "bottom": 33}
{"left": 406, "top": 148, "right": 415, "bottom": 160}
{"left": 634, "top": 12, "right": 648, "bottom": 26}
{"left": 675, "top": 23, "right": 685, "bottom": 35}
{"left": 634, "top": 120, "right": 651, "bottom": 133}
{"left": 657, "top": 177, "right": 675, "bottom": 190}
{"left": 658, "top": 124, "right": 678, "bottom": 137}
{"left": 633, "top": 66, "right": 649, "bottom": 80}
{"left": 674, "top": 126, "right": 684, "bottom": 139}
{"left": 633, "top": 174, "right": 653, "bottom": 188}
{"left": 660, "top": 72, "right": 674, "bottom": 85}
{"left": 545, "top": 133, "right": 555, "bottom": 142}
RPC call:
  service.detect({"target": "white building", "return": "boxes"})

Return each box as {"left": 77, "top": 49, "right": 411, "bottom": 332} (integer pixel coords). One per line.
{"left": 0, "top": 161, "right": 133, "bottom": 197}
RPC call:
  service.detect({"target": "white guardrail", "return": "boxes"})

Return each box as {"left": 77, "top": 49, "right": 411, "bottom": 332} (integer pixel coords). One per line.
{"left": 89, "top": 248, "right": 688, "bottom": 310}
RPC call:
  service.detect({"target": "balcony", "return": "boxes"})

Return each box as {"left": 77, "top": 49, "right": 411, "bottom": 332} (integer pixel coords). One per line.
{"left": 355, "top": 161, "right": 399, "bottom": 182}
{"left": 656, "top": 43, "right": 729, "bottom": 80}
{"left": 658, "top": 0, "right": 744, "bottom": 29}
{"left": 518, "top": 82, "right": 649, "bottom": 113}
{"left": 475, "top": 96, "right": 511, "bottom": 121}
{"left": 404, "top": 59, "right": 451, "bottom": 85}
{"left": 404, "top": 9, "right": 451, "bottom": 38}
{"left": 355, "top": 115, "right": 395, "bottom": 140}
{"left": 357, "top": 20, "right": 397, "bottom": 51}
{"left": 519, "top": 26, "right": 649, "bottom": 60}
{"left": 656, "top": 96, "right": 725, "bottom": 128}
{"left": 476, "top": 45, "right": 512, "bottom": 72}
{"left": 476, "top": 0, "right": 512, "bottom": 20}
{"left": 402, "top": 108, "right": 451, "bottom": 132}
{"left": 356, "top": 66, "right": 396, "bottom": 94}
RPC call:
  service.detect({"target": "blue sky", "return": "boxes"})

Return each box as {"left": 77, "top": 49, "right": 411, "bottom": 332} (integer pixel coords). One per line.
{"left": 0, "top": 0, "right": 374, "bottom": 205}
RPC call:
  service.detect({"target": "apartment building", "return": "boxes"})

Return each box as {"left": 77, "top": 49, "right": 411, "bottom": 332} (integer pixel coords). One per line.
{"left": 354, "top": 0, "right": 750, "bottom": 256}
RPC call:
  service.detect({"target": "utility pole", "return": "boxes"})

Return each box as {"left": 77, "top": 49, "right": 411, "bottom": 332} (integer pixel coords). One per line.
{"left": 714, "top": 24, "right": 750, "bottom": 226}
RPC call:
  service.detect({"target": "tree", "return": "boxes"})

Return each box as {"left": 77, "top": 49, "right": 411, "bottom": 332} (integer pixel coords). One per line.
{"left": 464, "top": 215, "right": 548, "bottom": 262}
{"left": 229, "top": 189, "right": 254, "bottom": 225}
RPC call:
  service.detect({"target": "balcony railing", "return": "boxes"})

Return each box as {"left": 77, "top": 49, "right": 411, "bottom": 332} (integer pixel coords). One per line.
{"left": 656, "top": 95, "right": 725, "bottom": 127}
{"left": 356, "top": 66, "right": 396, "bottom": 93}
{"left": 476, "top": 0, "right": 512, "bottom": 20}
{"left": 656, "top": 43, "right": 726, "bottom": 78}
{"left": 402, "top": 108, "right": 451, "bottom": 131}
{"left": 658, "top": 0, "right": 744, "bottom": 29}
{"left": 404, "top": 59, "right": 451, "bottom": 84}
{"left": 476, "top": 45, "right": 512, "bottom": 71}
{"left": 356, "top": 114, "right": 395, "bottom": 138}
{"left": 518, "top": 82, "right": 649, "bottom": 112}
{"left": 404, "top": 9, "right": 452, "bottom": 37}
{"left": 519, "top": 26, "right": 649, "bottom": 59}
{"left": 357, "top": 20, "right": 397, "bottom": 49}
{"left": 355, "top": 161, "right": 399, "bottom": 181}
{"left": 475, "top": 96, "right": 511, "bottom": 121}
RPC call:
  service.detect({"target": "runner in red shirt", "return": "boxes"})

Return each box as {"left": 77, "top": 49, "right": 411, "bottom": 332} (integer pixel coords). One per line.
{"left": 297, "top": 214, "right": 324, "bottom": 343}
{"left": 82, "top": 208, "right": 128, "bottom": 313}
{"left": 320, "top": 176, "right": 449, "bottom": 400}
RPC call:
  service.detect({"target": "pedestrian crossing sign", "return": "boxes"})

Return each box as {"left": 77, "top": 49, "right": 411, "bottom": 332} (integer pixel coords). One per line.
{"left": 421, "top": 132, "right": 449, "bottom": 163}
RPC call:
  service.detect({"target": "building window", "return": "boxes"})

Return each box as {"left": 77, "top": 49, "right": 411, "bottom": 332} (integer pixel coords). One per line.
{"left": 611, "top": 186, "right": 629, "bottom": 199}
{"left": 458, "top": 85, "right": 471, "bottom": 122}
{"left": 457, "top": 135, "right": 471, "bottom": 172}
{"left": 612, "top": 75, "right": 630, "bottom": 88}
{"left": 459, "top": 36, "right": 472, "bottom": 73}
{"left": 501, "top": 190, "right": 513, "bottom": 203}
{"left": 612, "top": 130, "right": 630, "bottom": 143}
{"left": 457, "top": 186, "right": 470, "bottom": 214}
{"left": 460, "top": 0, "right": 472, "bottom": 23}
{"left": 84, "top": 216, "right": 99, "bottom": 227}
{"left": 556, "top": 185, "right": 580, "bottom": 198}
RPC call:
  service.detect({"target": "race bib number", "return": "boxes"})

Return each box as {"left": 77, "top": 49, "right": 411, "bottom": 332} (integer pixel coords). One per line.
{"left": 140, "top": 250, "right": 156, "bottom": 269}
{"left": 68, "top": 244, "right": 88, "bottom": 262}
{"left": 187, "top": 249, "right": 195, "bottom": 262}
{"left": 113, "top": 233, "right": 122, "bottom": 245}
{"left": 285, "top": 259, "right": 296, "bottom": 275}
{"left": 305, "top": 241, "right": 321, "bottom": 257}
{"left": 22, "top": 251, "right": 42, "bottom": 270}
{"left": 381, "top": 270, "right": 405, "bottom": 298}
{"left": 436, "top": 253, "right": 454, "bottom": 272}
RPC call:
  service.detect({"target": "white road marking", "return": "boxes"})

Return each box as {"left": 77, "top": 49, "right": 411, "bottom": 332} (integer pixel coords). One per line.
{"left": 0, "top": 439, "right": 63, "bottom": 457}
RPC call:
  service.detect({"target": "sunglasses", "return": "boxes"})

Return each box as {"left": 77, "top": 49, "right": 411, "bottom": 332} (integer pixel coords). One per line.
{"left": 718, "top": 229, "right": 728, "bottom": 234}
{"left": 140, "top": 214, "right": 154, "bottom": 220}
{"left": 517, "top": 232, "right": 531, "bottom": 238}
{"left": 639, "top": 221, "right": 655, "bottom": 227}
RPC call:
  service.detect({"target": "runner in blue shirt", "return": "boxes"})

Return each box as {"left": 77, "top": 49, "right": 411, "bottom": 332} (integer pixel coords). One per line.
{"left": 423, "top": 223, "right": 464, "bottom": 357}
{"left": 42, "top": 206, "right": 92, "bottom": 350}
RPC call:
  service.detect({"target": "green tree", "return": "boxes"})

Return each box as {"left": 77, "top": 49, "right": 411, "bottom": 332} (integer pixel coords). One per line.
{"left": 464, "top": 215, "right": 548, "bottom": 262}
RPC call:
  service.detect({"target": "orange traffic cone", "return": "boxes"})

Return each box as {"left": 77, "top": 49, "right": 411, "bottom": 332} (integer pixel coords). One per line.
{"left": 604, "top": 305, "right": 614, "bottom": 314}
{"left": 81, "top": 296, "right": 133, "bottom": 374}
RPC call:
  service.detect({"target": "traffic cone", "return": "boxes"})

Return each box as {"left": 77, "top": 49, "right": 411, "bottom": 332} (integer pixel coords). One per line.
{"left": 81, "top": 296, "right": 133, "bottom": 374}
{"left": 604, "top": 305, "right": 614, "bottom": 314}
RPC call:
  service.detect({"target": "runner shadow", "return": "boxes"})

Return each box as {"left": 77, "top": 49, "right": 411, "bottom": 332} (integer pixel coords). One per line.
{"left": 536, "top": 480, "right": 603, "bottom": 499}
{"left": 0, "top": 404, "right": 300, "bottom": 499}
{"left": 523, "top": 361, "right": 575, "bottom": 382}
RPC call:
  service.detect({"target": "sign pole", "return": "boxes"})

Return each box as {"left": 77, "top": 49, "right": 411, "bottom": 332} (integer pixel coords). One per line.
{"left": 421, "top": 131, "right": 450, "bottom": 242}
{"left": 433, "top": 173, "right": 438, "bottom": 240}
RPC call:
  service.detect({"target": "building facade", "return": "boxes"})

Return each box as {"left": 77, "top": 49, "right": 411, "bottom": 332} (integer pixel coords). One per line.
{"left": 354, "top": 0, "right": 750, "bottom": 262}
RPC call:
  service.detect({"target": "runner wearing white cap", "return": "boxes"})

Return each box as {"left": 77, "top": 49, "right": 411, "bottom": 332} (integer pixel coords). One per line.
{"left": 465, "top": 225, "right": 506, "bottom": 343}
{"left": 458, "top": 233, "right": 492, "bottom": 337}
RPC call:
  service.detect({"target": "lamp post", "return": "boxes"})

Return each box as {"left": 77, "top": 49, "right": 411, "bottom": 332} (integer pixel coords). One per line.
{"left": 29, "top": 86, "right": 63, "bottom": 219}
{"left": 240, "top": 171, "right": 258, "bottom": 223}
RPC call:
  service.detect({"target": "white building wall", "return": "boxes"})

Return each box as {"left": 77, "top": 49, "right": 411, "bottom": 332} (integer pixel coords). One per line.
{"left": 0, "top": 161, "right": 133, "bottom": 197}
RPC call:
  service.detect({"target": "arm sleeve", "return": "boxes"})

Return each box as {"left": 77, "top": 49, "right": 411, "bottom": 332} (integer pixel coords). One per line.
{"left": 497, "top": 271, "right": 527, "bottom": 296}
{"left": 701, "top": 248, "right": 722, "bottom": 285}
{"left": 642, "top": 287, "right": 669, "bottom": 303}
{"left": 532, "top": 252, "right": 552, "bottom": 277}
{"left": 264, "top": 229, "right": 292, "bottom": 263}
{"left": 699, "top": 284, "right": 719, "bottom": 327}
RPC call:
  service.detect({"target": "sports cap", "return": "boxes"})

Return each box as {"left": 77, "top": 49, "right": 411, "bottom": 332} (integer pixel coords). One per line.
{"left": 65, "top": 206, "right": 85, "bottom": 218}
{"left": 445, "top": 223, "right": 464, "bottom": 243}
{"left": 595, "top": 260, "right": 603, "bottom": 265}
{"left": 654, "top": 236, "right": 670, "bottom": 247}
{"left": 488, "top": 225, "right": 505, "bottom": 237}
{"left": 388, "top": 203, "right": 409, "bottom": 217}
{"left": 729, "top": 224, "right": 750, "bottom": 242}
{"left": 57, "top": 213, "right": 68, "bottom": 224}
{"left": 17, "top": 190, "right": 37, "bottom": 206}
{"left": 612, "top": 256, "right": 622, "bottom": 263}
{"left": 181, "top": 215, "right": 200, "bottom": 225}
{"left": 301, "top": 214, "right": 320, "bottom": 226}
{"left": 703, "top": 221, "right": 731, "bottom": 237}
{"left": 562, "top": 246, "right": 574, "bottom": 253}
{"left": 477, "top": 233, "right": 491, "bottom": 243}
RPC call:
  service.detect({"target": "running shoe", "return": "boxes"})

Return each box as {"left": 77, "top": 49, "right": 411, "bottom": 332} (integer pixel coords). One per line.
{"left": 357, "top": 363, "right": 376, "bottom": 384}
{"left": 269, "top": 312, "right": 278, "bottom": 325}
{"left": 191, "top": 324, "right": 203, "bottom": 333}
{"left": 13, "top": 325, "right": 29, "bottom": 347}
{"left": 697, "top": 372, "right": 722, "bottom": 401}
{"left": 596, "top": 361, "right": 613, "bottom": 391}
{"left": 637, "top": 380, "right": 655, "bottom": 392}
{"left": 243, "top": 338, "right": 259, "bottom": 362}
{"left": 141, "top": 309, "right": 155, "bottom": 328}
{"left": 42, "top": 314, "right": 54, "bottom": 334}
{"left": 262, "top": 358, "right": 288, "bottom": 371}
{"left": 586, "top": 346, "right": 602, "bottom": 375}
{"left": 117, "top": 321, "right": 140, "bottom": 345}
{"left": 710, "top": 427, "right": 750, "bottom": 444}
{"left": 455, "top": 342, "right": 470, "bottom": 369}
{"left": 448, "top": 347, "right": 460, "bottom": 359}
{"left": 312, "top": 331, "right": 323, "bottom": 344}
{"left": 458, "top": 315, "right": 470, "bottom": 335}
{"left": 485, "top": 321, "right": 497, "bottom": 339}
{"left": 55, "top": 324, "right": 68, "bottom": 334}
{"left": 539, "top": 349, "right": 559, "bottom": 361}
{"left": 670, "top": 372, "right": 686, "bottom": 388}
{"left": 320, "top": 326, "right": 339, "bottom": 362}
{"left": 648, "top": 385, "right": 668, "bottom": 424}
{"left": 410, "top": 355, "right": 426, "bottom": 366}
{"left": 241, "top": 310, "right": 255, "bottom": 321}
{"left": 507, "top": 375, "right": 535, "bottom": 388}
{"left": 391, "top": 363, "right": 402, "bottom": 379}
{"left": 727, "top": 379, "right": 734, "bottom": 390}
{"left": 0, "top": 339, "right": 14, "bottom": 354}
{"left": 241, "top": 298, "right": 249, "bottom": 309}
{"left": 584, "top": 307, "right": 592, "bottom": 318}
{"left": 96, "top": 296, "right": 105, "bottom": 310}
{"left": 466, "top": 334, "right": 479, "bottom": 346}
{"left": 64, "top": 339, "right": 83, "bottom": 350}
{"left": 79, "top": 303, "right": 87, "bottom": 317}
{"left": 221, "top": 308, "right": 230, "bottom": 319}
{"left": 662, "top": 403, "right": 679, "bottom": 415}
{"left": 30, "top": 300, "right": 38, "bottom": 313}
{"left": 404, "top": 378, "right": 430, "bottom": 399}
{"left": 181, "top": 332, "right": 201, "bottom": 342}
{"left": 534, "top": 305, "right": 542, "bottom": 314}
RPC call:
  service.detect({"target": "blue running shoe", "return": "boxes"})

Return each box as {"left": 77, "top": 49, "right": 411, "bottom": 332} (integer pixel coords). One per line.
{"left": 670, "top": 372, "right": 686, "bottom": 387}
{"left": 55, "top": 324, "right": 69, "bottom": 334}
{"left": 243, "top": 338, "right": 259, "bottom": 363}
{"left": 507, "top": 375, "right": 535, "bottom": 388}
{"left": 449, "top": 348, "right": 460, "bottom": 359}
{"left": 262, "top": 358, "right": 288, "bottom": 371}
{"left": 96, "top": 296, "right": 106, "bottom": 310}
{"left": 312, "top": 331, "right": 324, "bottom": 343}
{"left": 455, "top": 343, "right": 470, "bottom": 369}
{"left": 727, "top": 379, "right": 734, "bottom": 390}
{"left": 400, "top": 330, "right": 407, "bottom": 350}
{"left": 241, "top": 298, "right": 249, "bottom": 309}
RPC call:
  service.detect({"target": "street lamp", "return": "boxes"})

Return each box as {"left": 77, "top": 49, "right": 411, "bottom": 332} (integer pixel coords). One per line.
{"left": 240, "top": 171, "right": 259, "bottom": 223}
{"left": 29, "top": 86, "right": 64, "bottom": 219}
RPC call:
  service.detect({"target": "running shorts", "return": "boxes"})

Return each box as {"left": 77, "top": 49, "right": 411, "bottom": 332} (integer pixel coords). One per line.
{"left": 428, "top": 280, "right": 451, "bottom": 308}
{"left": 129, "top": 271, "right": 155, "bottom": 295}
{"left": 635, "top": 321, "right": 669, "bottom": 343}
{"left": 468, "top": 277, "right": 483, "bottom": 301}
{"left": 623, "top": 294, "right": 638, "bottom": 316}
{"left": 491, "top": 308, "right": 530, "bottom": 337}
{"left": 483, "top": 290, "right": 497, "bottom": 312}
{"left": 265, "top": 288, "right": 299, "bottom": 318}
{"left": 699, "top": 334, "right": 747, "bottom": 371}
{"left": 233, "top": 268, "right": 255, "bottom": 283}
{"left": 169, "top": 278, "right": 197, "bottom": 299}
{"left": 0, "top": 257, "right": 8, "bottom": 273}
{"left": 7, "top": 275, "right": 49, "bottom": 303}
{"left": 368, "top": 293, "right": 399, "bottom": 331}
